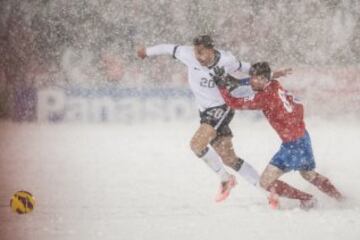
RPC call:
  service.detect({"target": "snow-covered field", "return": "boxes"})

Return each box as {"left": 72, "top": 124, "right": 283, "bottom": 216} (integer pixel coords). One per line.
{"left": 0, "top": 117, "right": 359, "bottom": 240}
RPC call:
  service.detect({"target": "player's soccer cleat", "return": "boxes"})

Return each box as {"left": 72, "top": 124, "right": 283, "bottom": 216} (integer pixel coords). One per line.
{"left": 300, "top": 197, "right": 318, "bottom": 210}
{"left": 268, "top": 192, "right": 279, "bottom": 209}
{"left": 215, "top": 175, "right": 237, "bottom": 202}
{"left": 336, "top": 195, "right": 346, "bottom": 202}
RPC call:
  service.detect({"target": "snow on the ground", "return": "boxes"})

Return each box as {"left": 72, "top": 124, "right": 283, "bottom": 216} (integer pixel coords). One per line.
{"left": 0, "top": 117, "right": 359, "bottom": 240}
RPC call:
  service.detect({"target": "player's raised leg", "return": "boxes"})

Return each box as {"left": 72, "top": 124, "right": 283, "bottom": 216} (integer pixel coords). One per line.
{"left": 300, "top": 170, "right": 343, "bottom": 200}
{"left": 260, "top": 164, "right": 315, "bottom": 209}
{"left": 190, "top": 123, "right": 235, "bottom": 202}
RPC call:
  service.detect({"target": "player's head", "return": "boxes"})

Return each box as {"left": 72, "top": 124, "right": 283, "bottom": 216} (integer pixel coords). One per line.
{"left": 249, "top": 62, "right": 271, "bottom": 91}
{"left": 193, "top": 35, "right": 215, "bottom": 66}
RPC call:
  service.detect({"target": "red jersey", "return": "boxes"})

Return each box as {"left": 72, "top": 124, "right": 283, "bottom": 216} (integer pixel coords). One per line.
{"left": 220, "top": 80, "right": 305, "bottom": 142}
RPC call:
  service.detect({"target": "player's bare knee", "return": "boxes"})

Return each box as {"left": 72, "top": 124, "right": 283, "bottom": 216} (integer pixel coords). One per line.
{"left": 190, "top": 139, "right": 207, "bottom": 157}
{"left": 259, "top": 176, "right": 271, "bottom": 189}
{"left": 189, "top": 141, "right": 200, "bottom": 156}
{"left": 300, "top": 171, "right": 317, "bottom": 182}
{"left": 300, "top": 171, "right": 310, "bottom": 181}
{"left": 259, "top": 180, "right": 269, "bottom": 189}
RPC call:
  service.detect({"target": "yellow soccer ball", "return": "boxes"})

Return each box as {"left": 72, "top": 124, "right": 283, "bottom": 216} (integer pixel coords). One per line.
{"left": 10, "top": 191, "right": 35, "bottom": 214}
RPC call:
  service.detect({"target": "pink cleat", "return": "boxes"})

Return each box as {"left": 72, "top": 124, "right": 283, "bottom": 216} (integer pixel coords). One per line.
{"left": 268, "top": 192, "right": 279, "bottom": 209}
{"left": 215, "top": 175, "right": 237, "bottom": 202}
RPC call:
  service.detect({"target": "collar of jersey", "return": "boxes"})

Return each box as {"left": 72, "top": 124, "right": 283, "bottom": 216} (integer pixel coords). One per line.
{"left": 207, "top": 50, "right": 221, "bottom": 69}
{"left": 263, "top": 81, "right": 273, "bottom": 91}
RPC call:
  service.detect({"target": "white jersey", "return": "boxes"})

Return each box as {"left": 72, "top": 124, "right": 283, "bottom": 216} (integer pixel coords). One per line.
{"left": 146, "top": 44, "right": 251, "bottom": 111}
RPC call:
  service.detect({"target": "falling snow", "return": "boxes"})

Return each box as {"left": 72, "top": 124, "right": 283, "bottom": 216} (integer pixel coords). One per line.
{"left": 0, "top": 1, "right": 360, "bottom": 240}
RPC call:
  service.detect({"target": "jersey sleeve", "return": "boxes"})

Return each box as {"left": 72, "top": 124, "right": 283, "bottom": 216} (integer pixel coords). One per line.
{"left": 224, "top": 52, "right": 251, "bottom": 76}
{"left": 146, "top": 44, "right": 178, "bottom": 57}
{"left": 219, "top": 87, "right": 264, "bottom": 110}
{"left": 146, "top": 44, "right": 193, "bottom": 66}
{"left": 172, "top": 45, "right": 194, "bottom": 66}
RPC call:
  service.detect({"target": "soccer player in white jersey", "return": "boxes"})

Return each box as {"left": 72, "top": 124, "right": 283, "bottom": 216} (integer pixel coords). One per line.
{"left": 137, "top": 35, "right": 290, "bottom": 202}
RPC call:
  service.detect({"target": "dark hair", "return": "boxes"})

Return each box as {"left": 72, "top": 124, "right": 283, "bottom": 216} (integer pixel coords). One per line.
{"left": 193, "top": 35, "right": 214, "bottom": 49}
{"left": 249, "top": 62, "right": 272, "bottom": 80}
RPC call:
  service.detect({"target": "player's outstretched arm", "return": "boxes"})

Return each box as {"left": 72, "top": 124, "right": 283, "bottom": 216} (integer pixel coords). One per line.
{"left": 272, "top": 68, "right": 292, "bottom": 79}
{"left": 137, "top": 44, "right": 178, "bottom": 60}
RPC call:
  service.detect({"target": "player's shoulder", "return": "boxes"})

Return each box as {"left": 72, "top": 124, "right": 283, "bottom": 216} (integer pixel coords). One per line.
{"left": 263, "top": 80, "right": 281, "bottom": 94}
{"left": 218, "top": 49, "right": 237, "bottom": 62}
{"left": 174, "top": 45, "right": 195, "bottom": 61}
{"left": 270, "top": 80, "right": 281, "bottom": 88}
{"left": 266, "top": 80, "right": 286, "bottom": 99}
{"left": 217, "top": 49, "right": 241, "bottom": 73}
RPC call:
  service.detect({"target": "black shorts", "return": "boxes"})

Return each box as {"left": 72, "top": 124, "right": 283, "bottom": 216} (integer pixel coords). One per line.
{"left": 199, "top": 104, "right": 234, "bottom": 140}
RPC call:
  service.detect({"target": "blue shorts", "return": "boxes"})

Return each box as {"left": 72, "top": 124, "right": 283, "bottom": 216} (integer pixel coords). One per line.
{"left": 270, "top": 131, "right": 316, "bottom": 172}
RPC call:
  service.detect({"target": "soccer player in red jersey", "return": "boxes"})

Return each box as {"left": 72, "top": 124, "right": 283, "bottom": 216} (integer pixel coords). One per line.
{"left": 213, "top": 62, "right": 343, "bottom": 209}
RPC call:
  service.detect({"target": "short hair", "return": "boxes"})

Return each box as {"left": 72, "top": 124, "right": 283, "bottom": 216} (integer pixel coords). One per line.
{"left": 249, "top": 62, "right": 272, "bottom": 80}
{"left": 193, "top": 35, "right": 214, "bottom": 49}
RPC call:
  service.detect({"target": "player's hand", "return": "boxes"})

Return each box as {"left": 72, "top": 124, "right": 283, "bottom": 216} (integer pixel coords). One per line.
{"left": 273, "top": 68, "right": 292, "bottom": 78}
{"left": 210, "top": 66, "right": 227, "bottom": 87}
{"left": 137, "top": 47, "right": 147, "bottom": 59}
{"left": 213, "top": 66, "right": 225, "bottom": 77}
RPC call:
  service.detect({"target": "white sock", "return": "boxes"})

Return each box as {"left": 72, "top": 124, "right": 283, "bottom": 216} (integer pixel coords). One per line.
{"left": 238, "top": 161, "right": 260, "bottom": 186}
{"left": 201, "top": 147, "right": 231, "bottom": 182}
